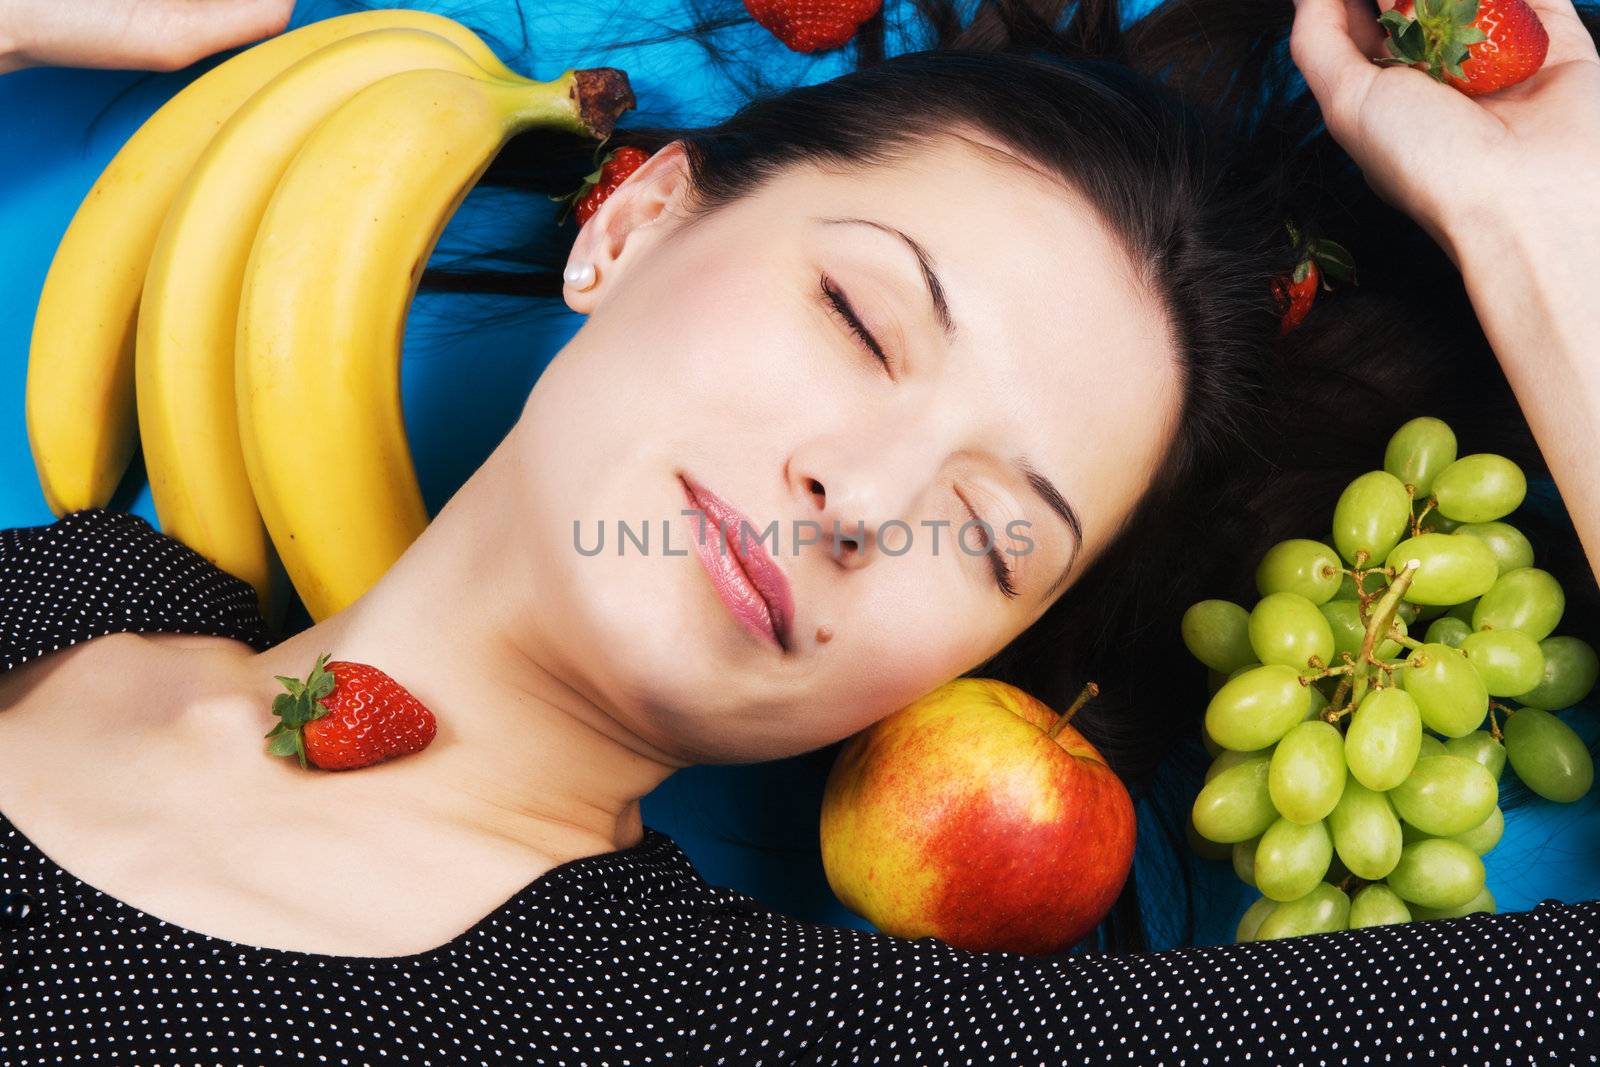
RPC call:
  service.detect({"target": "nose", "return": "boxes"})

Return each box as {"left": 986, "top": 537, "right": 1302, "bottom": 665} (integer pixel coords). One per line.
{"left": 790, "top": 423, "right": 943, "bottom": 570}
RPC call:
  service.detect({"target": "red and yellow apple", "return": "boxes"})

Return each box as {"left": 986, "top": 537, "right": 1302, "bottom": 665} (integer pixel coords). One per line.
{"left": 819, "top": 677, "right": 1136, "bottom": 955}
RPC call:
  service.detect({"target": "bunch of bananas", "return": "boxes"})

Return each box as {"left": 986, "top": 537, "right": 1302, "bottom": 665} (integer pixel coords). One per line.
{"left": 25, "top": 10, "right": 633, "bottom": 624}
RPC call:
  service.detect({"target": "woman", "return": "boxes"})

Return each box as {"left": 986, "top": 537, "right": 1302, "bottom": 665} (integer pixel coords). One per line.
{"left": 2, "top": 0, "right": 1599, "bottom": 1061}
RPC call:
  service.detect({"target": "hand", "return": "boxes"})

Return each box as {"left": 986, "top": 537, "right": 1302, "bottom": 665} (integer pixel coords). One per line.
{"left": 0, "top": 0, "right": 294, "bottom": 75}
{"left": 1289, "top": 0, "right": 1600, "bottom": 266}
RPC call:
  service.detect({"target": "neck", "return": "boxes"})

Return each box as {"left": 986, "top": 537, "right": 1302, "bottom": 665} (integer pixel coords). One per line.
{"left": 239, "top": 438, "right": 686, "bottom": 859}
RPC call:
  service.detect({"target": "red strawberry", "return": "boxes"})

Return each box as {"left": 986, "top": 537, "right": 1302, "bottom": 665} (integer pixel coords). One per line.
{"left": 1378, "top": 0, "right": 1549, "bottom": 96}
{"left": 743, "top": 0, "right": 883, "bottom": 53}
{"left": 265, "top": 653, "right": 437, "bottom": 771}
{"left": 552, "top": 145, "right": 651, "bottom": 227}
{"left": 1272, "top": 261, "right": 1321, "bottom": 335}
{"left": 1271, "top": 220, "right": 1356, "bottom": 335}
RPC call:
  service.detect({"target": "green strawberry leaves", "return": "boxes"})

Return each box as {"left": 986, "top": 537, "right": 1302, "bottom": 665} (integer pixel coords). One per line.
{"left": 1283, "top": 219, "right": 1357, "bottom": 292}
{"left": 264, "top": 651, "right": 337, "bottom": 770}
{"left": 1377, "top": 0, "right": 1488, "bottom": 83}
{"left": 1308, "top": 238, "right": 1357, "bottom": 287}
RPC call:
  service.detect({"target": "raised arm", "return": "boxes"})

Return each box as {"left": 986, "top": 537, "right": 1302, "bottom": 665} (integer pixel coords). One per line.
{"left": 0, "top": 0, "right": 292, "bottom": 75}
{"left": 1290, "top": 0, "right": 1600, "bottom": 585}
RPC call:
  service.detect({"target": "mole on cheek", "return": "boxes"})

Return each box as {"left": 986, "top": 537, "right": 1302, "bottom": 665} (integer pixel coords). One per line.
{"left": 815, "top": 624, "right": 834, "bottom": 644}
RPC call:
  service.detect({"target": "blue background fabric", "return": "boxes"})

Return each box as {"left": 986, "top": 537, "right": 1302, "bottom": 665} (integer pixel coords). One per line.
{"left": 1, "top": 0, "right": 1595, "bottom": 951}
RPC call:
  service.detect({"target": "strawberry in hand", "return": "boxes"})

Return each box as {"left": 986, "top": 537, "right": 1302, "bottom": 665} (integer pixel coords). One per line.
{"left": 266, "top": 653, "right": 437, "bottom": 771}
{"left": 1271, "top": 219, "right": 1356, "bottom": 335}
{"left": 1377, "top": 0, "right": 1550, "bottom": 96}
{"left": 743, "top": 0, "right": 882, "bottom": 53}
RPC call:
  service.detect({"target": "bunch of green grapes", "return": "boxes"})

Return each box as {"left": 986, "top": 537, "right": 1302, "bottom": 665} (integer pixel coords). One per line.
{"left": 1183, "top": 416, "right": 1597, "bottom": 942}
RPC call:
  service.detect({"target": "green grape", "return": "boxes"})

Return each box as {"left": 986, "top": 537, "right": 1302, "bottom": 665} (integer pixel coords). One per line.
{"left": 1419, "top": 510, "right": 1462, "bottom": 534}
{"left": 1202, "top": 723, "right": 1222, "bottom": 757}
{"left": 1320, "top": 600, "right": 1406, "bottom": 662}
{"left": 1182, "top": 600, "right": 1258, "bottom": 674}
{"left": 1384, "top": 534, "right": 1499, "bottom": 606}
{"left": 1187, "top": 816, "right": 1233, "bottom": 861}
{"left": 1472, "top": 567, "right": 1565, "bottom": 641}
{"left": 1450, "top": 805, "right": 1504, "bottom": 856}
{"left": 1232, "top": 835, "right": 1261, "bottom": 886}
{"left": 1255, "top": 882, "right": 1350, "bottom": 940}
{"left": 1395, "top": 599, "right": 1423, "bottom": 625}
{"left": 1192, "top": 755, "right": 1277, "bottom": 842}
{"left": 1236, "top": 896, "right": 1279, "bottom": 943}
{"left": 1325, "top": 850, "right": 1352, "bottom": 886}
{"left": 1348, "top": 884, "right": 1413, "bottom": 929}
{"left": 1410, "top": 887, "right": 1497, "bottom": 920}
{"left": 1387, "top": 839, "right": 1486, "bottom": 909}
{"left": 1333, "top": 471, "right": 1412, "bottom": 566}
{"left": 1206, "top": 746, "right": 1265, "bottom": 783}
{"left": 1255, "top": 817, "right": 1333, "bottom": 902}
{"left": 1515, "top": 636, "right": 1600, "bottom": 710}
{"left": 1443, "top": 730, "right": 1507, "bottom": 780}
{"left": 1389, "top": 754, "right": 1498, "bottom": 836}
{"left": 1269, "top": 721, "right": 1348, "bottom": 824}
{"left": 1417, "top": 734, "right": 1448, "bottom": 759}
{"left": 1256, "top": 539, "right": 1343, "bottom": 605}
{"left": 1327, "top": 779, "right": 1402, "bottom": 880}
{"left": 1384, "top": 417, "right": 1457, "bottom": 497}
{"left": 1424, "top": 616, "right": 1472, "bottom": 648}
{"left": 1454, "top": 521, "right": 1535, "bottom": 575}
{"left": 1227, "top": 661, "right": 1263, "bottom": 681}
{"left": 1205, "top": 665, "right": 1312, "bottom": 752}
{"left": 1410, "top": 600, "right": 1450, "bottom": 624}
{"left": 1400, "top": 819, "right": 1430, "bottom": 845}
{"left": 1432, "top": 454, "right": 1528, "bottom": 523}
{"left": 1344, "top": 687, "right": 1422, "bottom": 791}
{"left": 1460, "top": 629, "right": 1546, "bottom": 697}
{"left": 1502, "top": 707, "right": 1596, "bottom": 803}
{"left": 1249, "top": 592, "right": 1336, "bottom": 669}
{"left": 1401, "top": 642, "right": 1489, "bottom": 737}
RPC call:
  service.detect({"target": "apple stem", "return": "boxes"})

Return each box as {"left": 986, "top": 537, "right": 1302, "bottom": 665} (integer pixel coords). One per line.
{"left": 1048, "top": 682, "right": 1100, "bottom": 738}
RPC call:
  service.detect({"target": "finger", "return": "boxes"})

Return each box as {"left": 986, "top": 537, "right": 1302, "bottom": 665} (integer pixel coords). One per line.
{"left": 1523, "top": 0, "right": 1600, "bottom": 66}
{"left": 1290, "top": 0, "right": 1382, "bottom": 115}
{"left": 1342, "top": 0, "right": 1389, "bottom": 58}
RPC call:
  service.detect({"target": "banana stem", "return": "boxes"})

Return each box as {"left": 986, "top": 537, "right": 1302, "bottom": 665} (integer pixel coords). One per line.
{"left": 505, "top": 67, "right": 635, "bottom": 139}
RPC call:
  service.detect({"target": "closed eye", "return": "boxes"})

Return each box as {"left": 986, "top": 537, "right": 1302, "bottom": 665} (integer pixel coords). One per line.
{"left": 955, "top": 488, "right": 1019, "bottom": 599}
{"left": 819, "top": 274, "right": 894, "bottom": 373}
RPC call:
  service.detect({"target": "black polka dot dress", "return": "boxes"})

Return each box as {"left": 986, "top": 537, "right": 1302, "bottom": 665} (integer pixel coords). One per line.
{"left": 2, "top": 508, "right": 1597, "bottom": 1065}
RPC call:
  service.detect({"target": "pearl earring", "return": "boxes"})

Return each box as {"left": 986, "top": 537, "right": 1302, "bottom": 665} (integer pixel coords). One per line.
{"left": 563, "top": 261, "right": 597, "bottom": 291}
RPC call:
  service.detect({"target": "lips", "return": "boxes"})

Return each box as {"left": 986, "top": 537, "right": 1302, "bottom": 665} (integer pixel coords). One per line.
{"left": 679, "top": 474, "right": 796, "bottom": 651}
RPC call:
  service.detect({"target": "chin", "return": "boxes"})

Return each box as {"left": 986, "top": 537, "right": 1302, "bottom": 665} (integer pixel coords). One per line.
{"left": 559, "top": 553, "right": 733, "bottom": 701}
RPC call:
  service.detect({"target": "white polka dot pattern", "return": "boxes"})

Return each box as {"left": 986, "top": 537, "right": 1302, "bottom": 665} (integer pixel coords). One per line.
{"left": 1, "top": 507, "right": 273, "bottom": 671}
{"left": 2, "top": 507, "right": 1598, "bottom": 1064}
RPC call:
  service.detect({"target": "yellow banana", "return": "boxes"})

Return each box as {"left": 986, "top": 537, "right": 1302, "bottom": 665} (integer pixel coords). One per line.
{"left": 136, "top": 28, "right": 519, "bottom": 617}
{"left": 26, "top": 10, "right": 522, "bottom": 518}
{"left": 238, "top": 66, "right": 633, "bottom": 620}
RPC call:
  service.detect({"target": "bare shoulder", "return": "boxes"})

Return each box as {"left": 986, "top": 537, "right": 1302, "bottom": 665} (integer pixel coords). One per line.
{"left": 0, "top": 630, "right": 259, "bottom": 740}
{"left": 0, "top": 631, "right": 143, "bottom": 718}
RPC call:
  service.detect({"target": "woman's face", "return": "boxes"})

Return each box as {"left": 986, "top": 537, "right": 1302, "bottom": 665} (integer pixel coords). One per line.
{"left": 510, "top": 127, "right": 1183, "bottom": 763}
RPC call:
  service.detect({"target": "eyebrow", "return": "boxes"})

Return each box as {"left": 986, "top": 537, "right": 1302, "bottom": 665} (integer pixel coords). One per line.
{"left": 815, "top": 216, "right": 956, "bottom": 340}
{"left": 1016, "top": 454, "right": 1083, "bottom": 599}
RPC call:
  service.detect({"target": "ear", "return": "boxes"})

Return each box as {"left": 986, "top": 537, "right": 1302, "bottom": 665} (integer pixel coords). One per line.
{"left": 562, "top": 140, "right": 694, "bottom": 315}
